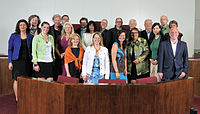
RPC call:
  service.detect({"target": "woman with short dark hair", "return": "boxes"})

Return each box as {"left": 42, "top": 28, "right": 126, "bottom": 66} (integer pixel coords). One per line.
{"left": 8, "top": 19, "right": 34, "bottom": 102}
{"left": 127, "top": 28, "right": 149, "bottom": 83}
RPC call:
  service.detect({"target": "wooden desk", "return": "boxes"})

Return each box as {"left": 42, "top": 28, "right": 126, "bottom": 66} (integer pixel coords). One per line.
{"left": 18, "top": 77, "right": 194, "bottom": 114}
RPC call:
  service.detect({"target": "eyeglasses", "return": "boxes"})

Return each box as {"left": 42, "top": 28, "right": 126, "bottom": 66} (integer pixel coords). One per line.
{"left": 131, "top": 32, "right": 138, "bottom": 34}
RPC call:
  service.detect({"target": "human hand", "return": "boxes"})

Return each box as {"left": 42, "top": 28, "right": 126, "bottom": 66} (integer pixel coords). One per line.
{"left": 158, "top": 73, "right": 163, "bottom": 79}
{"left": 178, "top": 72, "right": 186, "bottom": 79}
{"left": 133, "top": 59, "right": 139, "bottom": 64}
{"left": 8, "top": 63, "right": 13, "bottom": 70}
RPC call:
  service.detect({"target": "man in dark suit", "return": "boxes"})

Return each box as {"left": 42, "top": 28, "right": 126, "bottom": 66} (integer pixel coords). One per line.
{"left": 158, "top": 28, "right": 188, "bottom": 81}
{"left": 100, "top": 19, "right": 112, "bottom": 54}
{"left": 48, "top": 14, "right": 63, "bottom": 81}
{"left": 140, "top": 19, "right": 153, "bottom": 46}
{"left": 75, "top": 17, "right": 88, "bottom": 39}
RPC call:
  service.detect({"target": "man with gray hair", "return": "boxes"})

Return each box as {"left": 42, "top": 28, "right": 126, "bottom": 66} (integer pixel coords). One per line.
{"left": 100, "top": 19, "right": 112, "bottom": 54}
{"left": 140, "top": 19, "right": 153, "bottom": 46}
{"left": 160, "top": 15, "right": 169, "bottom": 35}
{"left": 129, "top": 19, "right": 137, "bottom": 30}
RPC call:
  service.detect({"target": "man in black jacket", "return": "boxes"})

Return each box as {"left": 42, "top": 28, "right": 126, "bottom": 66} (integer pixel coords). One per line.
{"left": 109, "top": 18, "right": 129, "bottom": 43}
{"left": 48, "top": 14, "right": 63, "bottom": 81}
{"left": 75, "top": 17, "right": 88, "bottom": 39}
{"left": 140, "top": 19, "right": 153, "bottom": 46}
{"left": 100, "top": 19, "right": 112, "bottom": 54}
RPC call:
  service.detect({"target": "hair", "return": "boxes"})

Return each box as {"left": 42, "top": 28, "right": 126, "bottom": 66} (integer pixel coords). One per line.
{"left": 15, "top": 19, "right": 30, "bottom": 34}
{"left": 116, "top": 30, "right": 126, "bottom": 50}
{"left": 62, "top": 15, "right": 69, "bottom": 20}
{"left": 41, "top": 21, "right": 50, "bottom": 27}
{"left": 128, "top": 27, "right": 140, "bottom": 42}
{"left": 169, "top": 20, "right": 178, "bottom": 28}
{"left": 86, "top": 21, "right": 97, "bottom": 33}
{"left": 61, "top": 22, "right": 74, "bottom": 39}
{"left": 68, "top": 33, "right": 82, "bottom": 47}
{"left": 28, "top": 15, "right": 41, "bottom": 28}
{"left": 150, "top": 22, "right": 164, "bottom": 40}
{"left": 90, "top": 32, "right": 104, "bottom": 47}
{"left": 129, "top": 19, "right": 137, "bottom": 25}
{"left": 79, "top": 17, "right": 88, "bottom": 24}
{"left": 115, "top": 17, "right": 123, "bottom": 23}
{"left": 52, "top": 14, "right": 61, "bottom": 20}
{"left": 160, "top": 15, "right": 168, "bottom": 21}
{"left": 101, "top": 19, "right": 108, "bottom": 24}
{"left": 144, "top": 19, "right": 152, "bottom": 24}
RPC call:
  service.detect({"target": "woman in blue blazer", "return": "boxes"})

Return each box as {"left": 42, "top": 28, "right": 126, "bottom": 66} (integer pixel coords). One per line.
{"left": 8, "top": 19, "right": 34, "bottom": 103}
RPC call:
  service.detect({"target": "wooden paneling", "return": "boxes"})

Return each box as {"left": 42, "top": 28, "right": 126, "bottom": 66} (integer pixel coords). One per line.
{"left": 188, "top": 60, "right": 200, "bottom": 96}
{"left": 18, "top": 77, "right": 194, "bottom": 114}
{"left": 0, "top": 58, "right": 13, "bottom": 95}
{"left": 18, "top": 77, "right": 65, "bottom": 114}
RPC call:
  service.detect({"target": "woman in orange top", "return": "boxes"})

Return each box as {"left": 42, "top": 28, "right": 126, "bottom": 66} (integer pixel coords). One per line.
{"left": 64, "top": 33, "right": 84, "bottom": 81}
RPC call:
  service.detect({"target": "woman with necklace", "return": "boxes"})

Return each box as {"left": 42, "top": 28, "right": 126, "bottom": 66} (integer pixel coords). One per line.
{"left": 32, "top": 21, "right": 55, "bottom": 81}
{"left": 82, "top": 32, "right": 110, "bottom": 84}
{"left": 56, "top": 22, "right": 74, "bottom": 76}
{"left": 8, "top": 19, "right": 33, "bottom": 103}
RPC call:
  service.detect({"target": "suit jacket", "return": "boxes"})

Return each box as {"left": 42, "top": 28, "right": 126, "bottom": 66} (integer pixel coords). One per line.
{"left": 48, "top": 24, "right": 62, "bottom": 44}
{"left": 140, "top": 30, "right": 151, "bottom": 46}
{"left": 158, "top": 39, "right": 188, "bottom": 79}
{"left": 101, "top": 29, "right": 112, "bottom": 54}
{"left": 8, "top": 33, "right": 33, "bottom": 63}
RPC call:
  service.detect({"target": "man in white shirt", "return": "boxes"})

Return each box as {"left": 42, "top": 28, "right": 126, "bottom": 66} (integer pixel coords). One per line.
{"left": 158, "top": 28, "right": 188, "bottom": 81}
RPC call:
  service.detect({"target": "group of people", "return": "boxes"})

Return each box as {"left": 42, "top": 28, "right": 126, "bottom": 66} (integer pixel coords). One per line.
{"left": 8, "top": 14, "right": 189, "bottom": 102}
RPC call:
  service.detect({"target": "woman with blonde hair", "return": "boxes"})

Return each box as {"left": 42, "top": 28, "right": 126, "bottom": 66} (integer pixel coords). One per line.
{"left": 82, "top": 32, "right": 110, "bottom": 83}
{"left": 64, "top": 33, "right": 84, "bottom": 81}
{"left": 56, "top": 22, "right": 74, "bottom": 75}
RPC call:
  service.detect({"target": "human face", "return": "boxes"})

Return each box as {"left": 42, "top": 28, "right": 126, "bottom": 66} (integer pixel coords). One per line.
{"left": 31, "top": 17, "right": 39, "bottom": 26}
{"left": 62, "top": 16, "right": 69, "bottom": 25}
{"left": 170, "top": 23, "right": 177, "bottom": 29}
{"left": 80, "top": 20, "right": 87, "bottom": 28}
{"left": 93, "top": 34, "right": 101, "bottom": 45}
{"left": 115, "top": 18, "right": 122, "bottom": 28}
{"left": 89, "top": 24, "right": 94, "bottom": 32}
{"left": 131, "top": 30, "right": 139, "bottom": 41}
{"left": 101, "top": 20, "right": 107, "bottom": 29}
{"left": 144, "top": 20, "right": 152, "bottom": 31}
{"left": 53, "top": 17, "right": 61, "bottom": 27}
{"left": 19, "top": 22, "right": 27, "bottom": 32}
{"left": 129, "top": 20, "right": 136, "bottom": 29}
{"left": 160, "top": 16, "right": 168, "bottom": 26}
{"left": 169, "top": 28, "right": 179, "bottom": 40}
{"left": 71, "top": 36, "right": 80, "bottom": 47}
{"left": 153, "top": 25, "right": 161, "bottom": 35}
{"left": 41, "top": 24, "right": 50, "bottom": 35}
{"left": 64, "top": 24, "right": 72, "bottom": 34}
{"left": 118, "top": 32, "right": 126, "bottom": 42}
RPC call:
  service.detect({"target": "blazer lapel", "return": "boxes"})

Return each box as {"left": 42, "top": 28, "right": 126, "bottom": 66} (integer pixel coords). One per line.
{"left": 175, "top": 40, "right": 181, "bottom": 58}
{"left": 167, "top": 40, "right": 174, "bottom": 57}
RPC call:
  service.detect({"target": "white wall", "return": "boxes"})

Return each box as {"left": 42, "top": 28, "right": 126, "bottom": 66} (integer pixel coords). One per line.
{"left": 195, "top": 0, "right": 200, "bottom": 51}
{"left": 0, "top": 0, "right": 195, "bottom": 57}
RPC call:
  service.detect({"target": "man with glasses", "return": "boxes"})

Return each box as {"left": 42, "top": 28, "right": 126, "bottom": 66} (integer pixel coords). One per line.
{"left": 109, "top": 18, "right": 129, "bottom": 45}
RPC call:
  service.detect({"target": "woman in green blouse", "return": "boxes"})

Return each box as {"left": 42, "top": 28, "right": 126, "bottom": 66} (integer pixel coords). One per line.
{"left": 32, "top": 22, "right": 55, "bottom": 81}
{"left": 149, "top": 23, "right": 164, "bottom": 82}
{"left": 127, "top": 28, "right": 149, "bottom": 83}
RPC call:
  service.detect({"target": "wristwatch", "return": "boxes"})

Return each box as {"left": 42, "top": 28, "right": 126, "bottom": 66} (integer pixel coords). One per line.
{"left": 33, "top": 63, "right": 38, "bottom": 67}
